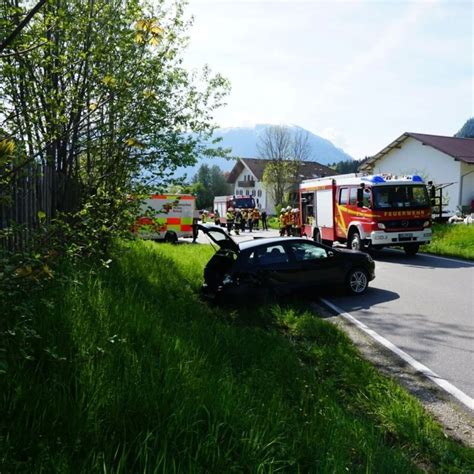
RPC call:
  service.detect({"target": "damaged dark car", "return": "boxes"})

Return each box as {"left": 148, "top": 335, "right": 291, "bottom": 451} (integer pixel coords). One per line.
{"left": 197, "top": 224, "right": 375, "bottom": 303}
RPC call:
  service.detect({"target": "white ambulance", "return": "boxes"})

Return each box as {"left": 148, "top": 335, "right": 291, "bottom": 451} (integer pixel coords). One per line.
{"left": 133, "top": 194, "right": 196, "bottom": 243}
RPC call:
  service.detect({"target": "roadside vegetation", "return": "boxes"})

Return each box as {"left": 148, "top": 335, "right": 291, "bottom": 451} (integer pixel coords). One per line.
{"left": 422, "top": 223, "right": 474, "bottom": 260}
{"left": 268, "top": 219, "right": 474, "bottom": 261}
{"left": 2, "top": 241, "right": 473, "bottom": 472}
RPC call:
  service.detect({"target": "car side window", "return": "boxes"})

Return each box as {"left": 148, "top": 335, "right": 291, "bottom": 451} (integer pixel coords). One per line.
{"left": 289, "top": 242, "right": 327, "bottom": 261}
{"left": 248, "top": 244, "right": 289, "bottom": 266}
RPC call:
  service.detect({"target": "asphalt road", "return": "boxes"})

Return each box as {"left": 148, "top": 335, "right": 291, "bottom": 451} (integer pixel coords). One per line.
{"left": 189, "top": 228, "right": 474, "bottom": 401}
{"left": 324, "top": 249, "right": 474, "bottom": 401}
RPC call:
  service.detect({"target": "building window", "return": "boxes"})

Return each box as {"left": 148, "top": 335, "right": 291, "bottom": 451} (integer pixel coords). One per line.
{"left": 257, "top": 190, "right": 262, "bottom": 197}
{"left": 246, "top": 190, "right": 249, "bottom": 195}
{"left": 252, "top": 190, "right": 256, "bottom": 196}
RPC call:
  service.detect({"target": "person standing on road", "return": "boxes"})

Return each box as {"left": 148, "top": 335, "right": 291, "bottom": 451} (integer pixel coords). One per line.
{"left": 261, "top": 209, "right": 268, "bottom": 230}
{"left": 240, "top": 209, "right": 246, "bottom": 233}
{"left": 248, "top": 209, "right": 254, "bottom": 232}
{"left": 279, "top": 209, "right": 286, "bottom": 236}
{"left": 285, "top": 206, "right": 293, "bottom": 237}
{"left": 252, "top": 208, "right": 260, "bottom": 230}
{"left": 240, "top": 209, "right": 247, "bottom": 231}
{"left": 226, "top": 207, "right": 235, "bottom": 234}
{"left": 214, "top": 209, "right": 220, "bottom": 226}
{"left": 234, "top": 210, "right": 242, "bottom": 235}
{"left": 291, "top": 208, "right": 300, "bottom": 236}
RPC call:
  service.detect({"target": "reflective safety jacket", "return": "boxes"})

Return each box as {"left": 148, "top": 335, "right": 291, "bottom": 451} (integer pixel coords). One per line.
{"left": 279, "top": 213, "right": 286, "bottom": 227}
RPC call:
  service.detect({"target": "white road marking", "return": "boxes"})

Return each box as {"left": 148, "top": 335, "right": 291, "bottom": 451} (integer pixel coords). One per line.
{"left": 320, "top": 298, "right": 474, "bottom": 412}
{"left": 417, "top": 252, "right": 474, "bottom": 265}
{"left": 383, "top": 248, "right": 474, "bottom": 266}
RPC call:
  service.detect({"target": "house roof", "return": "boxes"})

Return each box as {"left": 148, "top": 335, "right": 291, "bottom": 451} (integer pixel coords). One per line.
{"left": 360, "top": 132, "right": 474, "bottom": 171}
{"left": 227, "top": 157, "right": 335, "bottom": 183}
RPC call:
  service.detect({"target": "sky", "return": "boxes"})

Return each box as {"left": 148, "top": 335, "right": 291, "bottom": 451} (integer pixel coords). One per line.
{"left": 182, "top": 0, "right": 473, "bottom": 159}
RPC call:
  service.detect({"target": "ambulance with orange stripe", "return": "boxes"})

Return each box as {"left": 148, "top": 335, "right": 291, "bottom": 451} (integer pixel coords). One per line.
{"left": 133, "top": 194, "right": 196, "bottom": 243}
{"left": 299, "top": 174, "right": 432, "bottom": 256}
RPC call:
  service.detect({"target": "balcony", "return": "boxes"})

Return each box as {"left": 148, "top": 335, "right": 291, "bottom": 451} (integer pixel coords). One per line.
{"left": 238, "top": 180, "right": 255, "bottom": 188}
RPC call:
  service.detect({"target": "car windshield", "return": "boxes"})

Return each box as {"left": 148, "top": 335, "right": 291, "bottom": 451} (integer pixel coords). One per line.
{"left": 372, "top": 185, "right": 429, "bottom": 209}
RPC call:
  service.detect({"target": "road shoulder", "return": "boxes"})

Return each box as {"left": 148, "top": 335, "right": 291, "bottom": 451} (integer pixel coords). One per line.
{"left": 310, "top": 301, "right": 474, "bottom": 448}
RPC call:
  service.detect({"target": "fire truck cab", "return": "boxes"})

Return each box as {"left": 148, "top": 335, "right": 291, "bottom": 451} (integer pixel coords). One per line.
{"left": 300, "top": 173, "right": 432, "bottom": 256}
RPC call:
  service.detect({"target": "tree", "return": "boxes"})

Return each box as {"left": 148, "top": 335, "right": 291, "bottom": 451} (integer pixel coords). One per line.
{"left": 257, "top": 125, "right": 312, "bottom": 205}
{"left": 0, "top": 0, "right": 47, "bottom": 54}
{"left": 0, "top": 0, "right": 229, "bottom": 218}
{"left": 191, "top": 164, "right": 231, "bottom": 209}
{"left": 333, "top": 159, "right": 359, "bottom": 174}
{"left": 455, "top": 118, "right": 474, "bottom": 138}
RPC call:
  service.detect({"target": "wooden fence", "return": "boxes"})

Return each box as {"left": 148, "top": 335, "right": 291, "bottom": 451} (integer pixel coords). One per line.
{"left": 0, "top": 163, "right": 53, "bottom": 252}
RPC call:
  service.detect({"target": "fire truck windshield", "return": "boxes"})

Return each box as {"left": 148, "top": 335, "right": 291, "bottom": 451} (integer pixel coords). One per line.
{"left": 231, "top": 197, "right": 255, "bottom": 208}
{"left": 372, "top": 185, "right": 430, "bottom": 210}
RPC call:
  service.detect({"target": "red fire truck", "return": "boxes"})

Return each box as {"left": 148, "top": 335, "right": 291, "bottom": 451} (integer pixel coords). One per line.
{"left": 213, "top": 195, "right": 256, "bottom": 225}
{"left": 299, "top": 173, "right": 432, "bottom": 255}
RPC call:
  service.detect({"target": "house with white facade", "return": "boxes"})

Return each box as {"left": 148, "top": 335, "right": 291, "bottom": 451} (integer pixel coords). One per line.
{"left": 227, "top": 158, "right": 334, "bottom": 214}
{"left": 360, "top": 132, "right": 474, "bottom": 216}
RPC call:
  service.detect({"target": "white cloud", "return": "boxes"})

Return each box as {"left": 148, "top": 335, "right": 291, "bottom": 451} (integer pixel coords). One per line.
{"left": 319, "top": 127, "right": 347, "bottom": 149}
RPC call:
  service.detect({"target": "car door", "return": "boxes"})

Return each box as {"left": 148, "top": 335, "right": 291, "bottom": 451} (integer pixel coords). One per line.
{"left": 245, "top": 243, "right": 301, "bottom": 294}
{"left": 286, "top": 241, "right": 342, "bottom": 288}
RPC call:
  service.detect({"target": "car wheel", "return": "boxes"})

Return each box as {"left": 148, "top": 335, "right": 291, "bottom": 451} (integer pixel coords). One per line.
{"left": 313, "top": 229, "right": 322, "bottom": 243}
{"left": 164, "top": 231, "right": 178, "bottom": 244}
{"left": 345, "top": 268, "right": 369, "bottom": 295}
{"left": 348, "top": 231, "right": 362, "bottom": 251}
{"left": 403, "top": 243, "right": 419, "bottom": 256}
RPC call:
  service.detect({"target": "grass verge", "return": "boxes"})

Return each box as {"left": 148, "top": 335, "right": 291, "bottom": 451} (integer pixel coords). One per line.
{"left": 1, "top": 240, "right": 473, "bottom": 472}
{"left": 422, "top": 223, "right": 474, "bottom": 260}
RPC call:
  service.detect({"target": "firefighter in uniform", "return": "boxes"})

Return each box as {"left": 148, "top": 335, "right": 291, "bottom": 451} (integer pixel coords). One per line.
{"left": 214, "top": 209, "right": 220, "bottom": 226}
{"left": 279, "top": 209, "right": 286, "bottom": 236}
{"left": 292, "top": 208, "right": 300, "bottom": 236}
{"left": 226, "top": 207, "right": 235, "bottom": 234}
{"left": 248, "top": 209, "right": 254, "bottom": 232}
{"left": 240, "top": 209, "right": 247, "bottom": 232}
{"left": 285, "top": 206, "right": 292, "bottom": 236}
{"left": 240, "top": 209, "right": 247, "bottom": 233}
{"left": 252, "top": 207, "right": 260, "bottom": 230}
{"left": 234, "top": 210, "right": 242, "bottom": 235}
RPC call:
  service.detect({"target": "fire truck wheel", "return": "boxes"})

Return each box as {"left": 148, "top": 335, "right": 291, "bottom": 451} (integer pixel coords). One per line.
{"left": 164, "top": 231, "right": 178, "bottom": 244}
{"left": 403, "top": 243, "right": 420, "bottom": 256}
{"left": 313, "top": 229, "right": 322, "bottom": 243}
{"left": 348, "top": 231, "right": 362, "bottom": 251}
{"left": 345, "top": 268, "right": 369, "bottom": 295}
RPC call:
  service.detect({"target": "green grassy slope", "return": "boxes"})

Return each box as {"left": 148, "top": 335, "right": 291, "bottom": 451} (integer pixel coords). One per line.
{"left": 422, "top": 223, "right": 474, "bottom": 260}
{"left": 2, "top": 241, "right": 473, "bottom": 472}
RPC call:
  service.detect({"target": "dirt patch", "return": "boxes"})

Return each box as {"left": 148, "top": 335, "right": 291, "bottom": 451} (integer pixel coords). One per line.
{"left": 310, "top": 301, "right": 474, "bottom": 448}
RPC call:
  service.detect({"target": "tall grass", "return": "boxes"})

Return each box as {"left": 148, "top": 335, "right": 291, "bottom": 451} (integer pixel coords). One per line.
{"left": 1, "top": 240, "right": 473, "bottom": 472}
{"left": 422, "top": 223, "right": 474, "bottom": 260}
